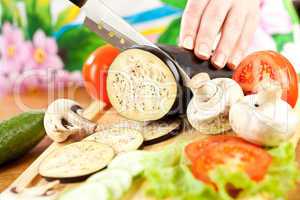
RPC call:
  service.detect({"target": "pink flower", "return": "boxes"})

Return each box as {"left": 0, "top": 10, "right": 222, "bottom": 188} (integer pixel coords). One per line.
{"left": 0, "top": 23, "right": 30, "bottom": 73}
{"left": 0, "top": 74, "right": 11, "bottom": 97}
{"left": 27, "top": 30, "right": 63, "bottom": 70}
{"left": 260, "top": 0, "right": 293, "bottom": 34}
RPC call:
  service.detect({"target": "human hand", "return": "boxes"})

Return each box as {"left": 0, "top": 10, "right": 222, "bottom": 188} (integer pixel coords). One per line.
{"left": 180, "top": 0, "right": 260, "bottom": 69}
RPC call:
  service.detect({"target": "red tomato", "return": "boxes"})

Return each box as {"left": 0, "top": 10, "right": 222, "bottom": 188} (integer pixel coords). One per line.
{"left": 185, "top": 135, "right": 252, "bottom": 162}
{"left": 233, "top": 51, "right": 298, "bottom": 107}
{"left": 82, "top": 45, "right": 120, "bottom": 104}
{"left": 191, "top": 140, "right": 272, "bottom": 184}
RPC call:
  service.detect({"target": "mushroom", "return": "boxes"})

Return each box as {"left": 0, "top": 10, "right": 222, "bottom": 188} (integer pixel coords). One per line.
{"left": 44, "top": 99, "right": 97, "bottom": 142}
{"left": 186, "top": 73, "right": 244, "bottom": 134}
{"left": 229, "top": 85, "right": 299, "bottom": 146}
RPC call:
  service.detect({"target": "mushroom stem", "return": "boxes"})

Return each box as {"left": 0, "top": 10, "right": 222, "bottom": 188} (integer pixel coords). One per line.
{"left": 44, "top": 99, "right": 98, "bottom": 143}
{"left": 187, "top": 73, "right": 210, "bottom": 90}
{"left": 186, "top": 74, "right": 243, "bottom": 134}
{"left": 255, "top": 80, "right": 283, "bottom": 106}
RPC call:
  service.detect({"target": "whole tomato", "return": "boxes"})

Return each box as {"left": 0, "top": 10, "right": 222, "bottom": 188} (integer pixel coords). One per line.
{"left": 82, "top": 45, "right": 120, "bottom": 104}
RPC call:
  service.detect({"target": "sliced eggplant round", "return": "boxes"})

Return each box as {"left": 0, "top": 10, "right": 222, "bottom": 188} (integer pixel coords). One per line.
{"left": 107, "top": 48, "right": 178, "bottom": 122}
{"left": 59, "top": 183, "right": 110, "bottom": 200}
{"left": 39, "top": 141, "right": 114, "bottom": 179}
{"left": 108, "top": 150, "right": 148, "bottom": 177}
{"left": 142, "top": 118, "right": 183, "bottom": 145}
{"left": 84, "top": 128, "right": 144, "bottom": 153}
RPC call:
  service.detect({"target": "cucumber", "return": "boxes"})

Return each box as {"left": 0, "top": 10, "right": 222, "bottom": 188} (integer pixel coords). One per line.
{"left": 0, "top": 112, "right": 45, "bottom": 165}
{"left": 108, "top": 151, "right": 148, "bottom": 177}
{"left": 59, "top": 183, "right": 111, "bottom": 200}
{"left": 87, "top": 169, "right": 132, "bottom": 199}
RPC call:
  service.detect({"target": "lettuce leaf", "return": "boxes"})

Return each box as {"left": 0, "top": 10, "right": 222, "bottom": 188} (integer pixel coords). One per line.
{"left": 142, "top": 142, "right": 300, "bottom": 200}
{"left": 143, "top": 143, "right": 217, "bottom": 199}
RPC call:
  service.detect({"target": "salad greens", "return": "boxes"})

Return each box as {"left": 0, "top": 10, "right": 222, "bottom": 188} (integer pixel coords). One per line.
{"left": 142, "top": 142, "right": 300, "bottom": 200}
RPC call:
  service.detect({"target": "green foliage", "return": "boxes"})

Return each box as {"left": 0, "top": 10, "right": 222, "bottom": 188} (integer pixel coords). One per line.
{"left": 24, "top": 0, "right": 52, "bottom": 38}
{"left": 273, "top": 32, "right": 294, "bottom": 52}
{"left": 0, "top": 0, "right": 23, "bottom": 27}
{"left": 160, "top": 0, "right": 187, "bottom": 9}
{"left": 143, "top": 142, "right": 300, "bottom": 200}
{"left": 158, "top": 0, "right": 185, "bottom": 46}
{"left": 57, "top": 26, "right": 106, "bottom": 72}
{"left": 158, "top": 17, "right": 181, "bottom": 45}
{"left": 54, "top": 6, "right": 80, "bottom": 32}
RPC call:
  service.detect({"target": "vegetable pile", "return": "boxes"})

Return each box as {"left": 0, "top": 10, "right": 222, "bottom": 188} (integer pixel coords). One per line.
{"left": 58, "top": 136, "right": 300, "bottom": 200}
{"left": 143, "top": 137, "right": 300, "bottom": 200}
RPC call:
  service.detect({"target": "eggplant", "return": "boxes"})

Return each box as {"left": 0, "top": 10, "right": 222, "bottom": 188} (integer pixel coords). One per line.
{"left": 39, "top": 142, "right": 114, "bottom": 180}
{"left": 142, "top": 118, "right": 183, "bottom": 146}
{"left": 84, "top": 128, "right": 144, "bottom": 153}
{"left": 107, "top": 45, "right": 232, "bottom": 122}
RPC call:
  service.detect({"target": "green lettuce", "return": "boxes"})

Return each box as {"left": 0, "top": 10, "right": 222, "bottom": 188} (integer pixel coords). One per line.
{"left": 142, "top": 142, "right": 300, "bottom": 200}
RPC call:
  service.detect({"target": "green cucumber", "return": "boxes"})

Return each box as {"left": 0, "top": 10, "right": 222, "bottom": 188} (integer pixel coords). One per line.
{"left": 0, "top": 112, "right": 46, "bottom": 165}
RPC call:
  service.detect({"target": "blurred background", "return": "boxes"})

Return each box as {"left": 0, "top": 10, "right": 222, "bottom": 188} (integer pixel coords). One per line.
{"left": 0, "top": 0, "right": 300, "bottom": 118}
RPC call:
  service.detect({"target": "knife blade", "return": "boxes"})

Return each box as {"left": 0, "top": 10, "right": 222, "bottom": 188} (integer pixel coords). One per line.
{"left": 81, "top": 0, "right": 157, "bottom": 50}
{"left": 68, "top": 0, "right": 191, "bottom": 85}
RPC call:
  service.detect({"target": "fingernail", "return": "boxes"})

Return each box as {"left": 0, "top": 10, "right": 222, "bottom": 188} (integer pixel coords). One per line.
{"left": 231, "top": 54, "right": 242, "bottom": 67}
{"left": 198, "top": 43, "right": 211, "bottom": 59}
{"left": 213, "top": 53, "right": 226, "bottom": 68}
{"left": 182, "top": 36, "right": 194, "bottom": 49}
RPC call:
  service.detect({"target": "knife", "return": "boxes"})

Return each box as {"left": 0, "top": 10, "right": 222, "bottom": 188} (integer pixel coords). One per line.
{"left": 69, "top": 0, "right": 157, "bottom": 50}
{"left": 68, "top": 0, "right": 232, "bottom": 85}
{"left": 67, "top": 0, "right": 193, "bottom": 85}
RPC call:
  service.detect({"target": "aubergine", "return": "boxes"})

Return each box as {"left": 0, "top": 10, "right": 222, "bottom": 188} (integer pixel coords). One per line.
{"left": 39, "top": 142, "right": 114, "bottom": 180}
{"left": 84, "top": 128, "right": 144, "bottom": 153}
{"left": 107, "top": 45, "right": 232, "bottom": 122}
{"left": 142, "top": 118, "right": 183, "bottom": 146}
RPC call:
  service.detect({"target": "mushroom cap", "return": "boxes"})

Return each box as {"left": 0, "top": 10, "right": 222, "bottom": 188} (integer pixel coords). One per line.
{"left": 44, "top": 99, "right": 96, "bottom": 143}
{"left": 187, "top": 77, "right": 244, "bottom": 134}
{"left": 212, "top": 78, "right": 244, "bottom": 108}
{"left": 230, "top": 94, "right": 299, "bottom": 146}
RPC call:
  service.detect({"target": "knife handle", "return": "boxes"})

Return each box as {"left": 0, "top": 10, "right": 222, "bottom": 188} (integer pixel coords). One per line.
{"left": 68, "top": 0, "right": 87, "bottom": 7}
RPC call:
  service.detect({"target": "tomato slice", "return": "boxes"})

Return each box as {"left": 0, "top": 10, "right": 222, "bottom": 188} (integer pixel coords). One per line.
{"left": 233, "top": 51, "right": 298, "bottom": 107}
{"left": 185, "top": 135, "right": 252, "bottom": 161}
{"left": 82, "top": 45, "right": 120, "bottom": 104}
{"left": 191, "top": 141, "right": 272, "bottom": 184}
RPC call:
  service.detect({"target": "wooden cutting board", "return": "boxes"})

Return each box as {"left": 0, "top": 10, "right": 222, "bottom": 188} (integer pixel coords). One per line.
{"left": 0, "top": 87, "right": 300, "bottom": 200}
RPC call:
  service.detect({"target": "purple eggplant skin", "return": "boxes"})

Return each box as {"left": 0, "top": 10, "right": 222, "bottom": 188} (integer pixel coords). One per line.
{"left": 158, "top": 44, "right": 233, "bottom": 79}
{"left": 43, "top": 168, "right": 107, "bottom": 183}
{"left": 143, "top": 120, "right": 183, "bottom": 146}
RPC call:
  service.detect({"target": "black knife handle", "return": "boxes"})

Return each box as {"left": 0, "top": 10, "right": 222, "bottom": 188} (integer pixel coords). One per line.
{"left": 68, "top": 0, "right": 87, "bottom": 8}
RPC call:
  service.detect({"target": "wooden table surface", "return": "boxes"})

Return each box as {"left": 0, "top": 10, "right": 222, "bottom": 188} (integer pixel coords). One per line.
{"left": 0, "top": 87, "right": 92, "bottom": 192}
{"left": 0, "top": 87, "right": 300, "bottom": 199}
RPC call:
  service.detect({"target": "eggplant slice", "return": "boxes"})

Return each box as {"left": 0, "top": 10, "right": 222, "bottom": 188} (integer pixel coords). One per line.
{"left": 142, "top": 118, "right": 183, "bottom": 145}
{"left": 39, "top": 142, "right": 114, "bottom": 179}
{"left": 84, "top": 128, "right": 144, "bottom": 153}
{"left": 107, "top": 48, "right": 178, "bottom": 122}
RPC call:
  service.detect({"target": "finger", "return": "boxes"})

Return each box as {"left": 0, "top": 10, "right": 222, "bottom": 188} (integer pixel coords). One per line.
{"left": 211, "top": 5, "right": 247, "bottom": 69}
{"left": 228, "top": 12, "right": 259, "bottom": 69}
{"left": 179, "top": 0, "right": 209, "bottom": 50}
{"left": 194, "top": 0, "right": 232, "bottom": 60}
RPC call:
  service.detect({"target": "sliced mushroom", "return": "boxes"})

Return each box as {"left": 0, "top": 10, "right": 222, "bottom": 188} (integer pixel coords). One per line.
{"left": 187, "top": 74, "right": 244, "bottom": 134}
{"left": 229, "top": 86, "right": 299, "bottom": 146}
{"left": 44, "top": 99, "right": 97, "bottom": 142}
